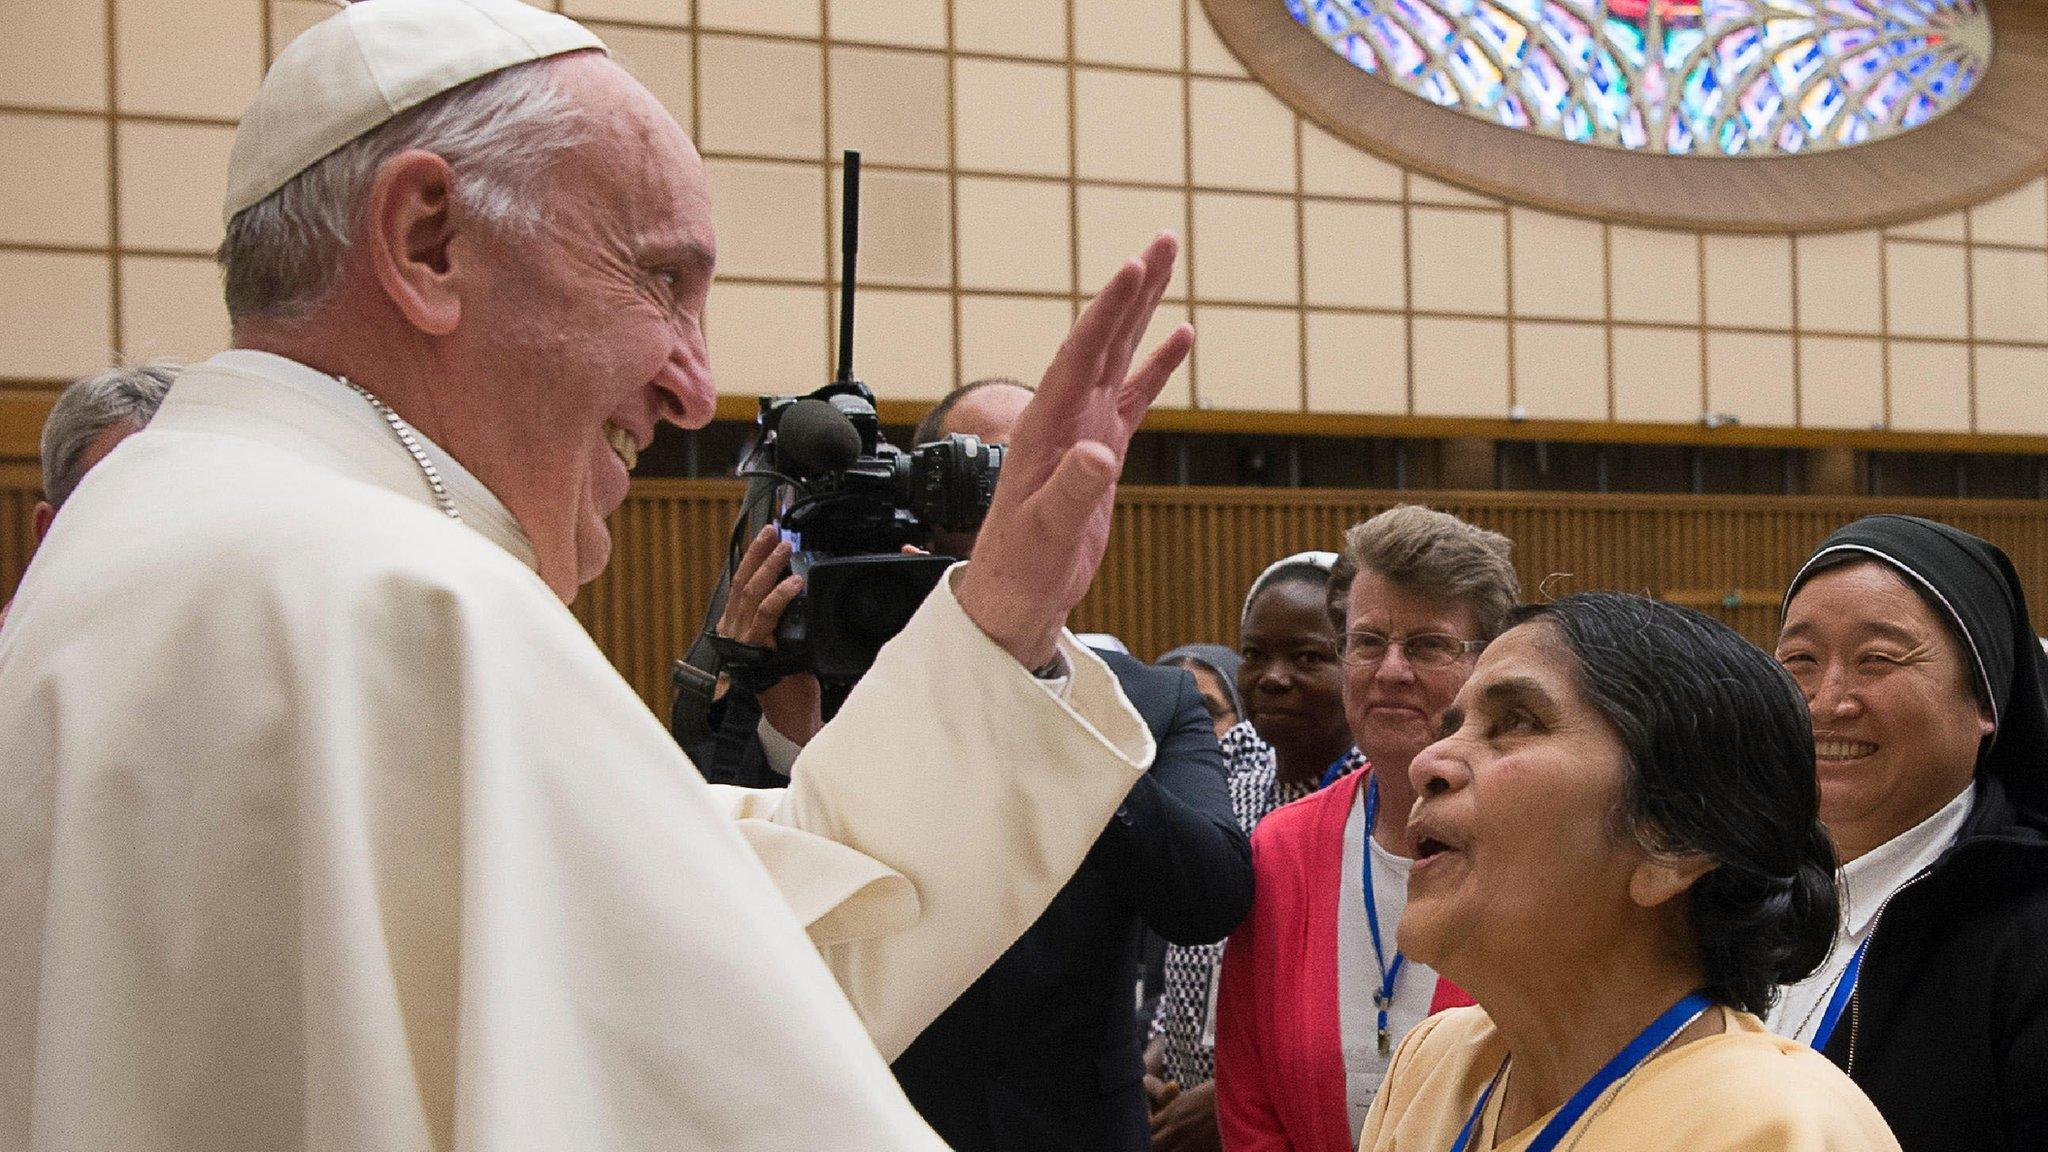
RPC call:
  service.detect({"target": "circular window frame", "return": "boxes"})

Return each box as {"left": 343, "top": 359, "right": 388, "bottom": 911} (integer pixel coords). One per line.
{"left": 1201, "top": 0, "right": 2048, "bottom": 233}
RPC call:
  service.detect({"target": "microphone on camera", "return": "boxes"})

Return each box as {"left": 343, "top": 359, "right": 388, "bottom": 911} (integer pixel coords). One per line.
{"left": 776, "top": 397, "right": 863, "bottom": 479}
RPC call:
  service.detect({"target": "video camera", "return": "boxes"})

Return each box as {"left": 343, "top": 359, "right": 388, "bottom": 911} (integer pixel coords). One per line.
{"left": 670, "top": 151, "right": 1004, "bottom": 752}
{"left": 741, "top": 379, "right": 1003, "bottom": 683}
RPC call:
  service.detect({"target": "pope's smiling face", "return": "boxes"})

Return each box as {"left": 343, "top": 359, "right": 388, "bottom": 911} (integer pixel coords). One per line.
{"left": 445, "top": 54, "right": 717, "bottom": 597}
{"left": 1775, "top": 560, "right": 1991, "bottom": 861}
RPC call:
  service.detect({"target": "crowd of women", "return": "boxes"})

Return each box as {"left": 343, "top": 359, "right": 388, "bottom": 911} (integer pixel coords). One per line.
{"left": 1137, "top": 508, "right": 2047, "bottom": 1152}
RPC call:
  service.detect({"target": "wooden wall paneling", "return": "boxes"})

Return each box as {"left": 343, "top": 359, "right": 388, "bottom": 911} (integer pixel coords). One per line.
{"left": 566, "top": 481, "right": 744, "bottom": 708}
{"left": 558, "top": 485, "right": 2048, "bottom": 709}
{"left": 7, "top": 475, "right": 2047, "bottom": 714}
{"left": 0, "top": 476, "right": 38, "bottom": 606}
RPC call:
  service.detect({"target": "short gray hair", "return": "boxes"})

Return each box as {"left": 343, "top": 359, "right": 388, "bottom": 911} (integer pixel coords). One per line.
{"left": 1328, "top": 505, "right": 1521, "bottom": 639}
{"left": 217, "top": 56, "right": 594, "bottom": 322}
{"left": 40, "top": 363, "right": 177, "bottom": 507}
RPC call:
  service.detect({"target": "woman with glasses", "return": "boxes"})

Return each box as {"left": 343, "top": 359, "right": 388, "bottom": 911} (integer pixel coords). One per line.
{"left": 1214, "top": 507, "right": 1520, "bottom": 1152}
{"left": 1149, "top": 553, "right": 1363, "bottom": 1152}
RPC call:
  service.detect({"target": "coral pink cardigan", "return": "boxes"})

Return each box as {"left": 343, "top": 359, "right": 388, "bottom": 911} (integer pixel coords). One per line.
{"left": 1213, "top": 769, "right": 1473, "bottom": 1152}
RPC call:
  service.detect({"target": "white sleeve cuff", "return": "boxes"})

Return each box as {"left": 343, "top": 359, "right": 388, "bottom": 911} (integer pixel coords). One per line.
{"left": 1032, "top": 650, "right": 1072, "bottom": 702}
{"left": 756, "top": 714, "right": 801, "bottom": 778}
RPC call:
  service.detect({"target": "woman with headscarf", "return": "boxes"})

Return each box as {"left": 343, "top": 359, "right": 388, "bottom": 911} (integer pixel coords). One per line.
{"left": 1148, "top": 553, "right": 1363, "bottom": 1152}
{"left": 1215, "top": 507, "right": 1516, "bottom": 1152}
{"left": 1772, "top": 515, "right": 2048, "bottom": 1151}
{"left": 1362, "top": 593, "right": 1896, "bottom": 1151}
{"left": 1159, "top": 644, "right": 1246, "bottom": 741}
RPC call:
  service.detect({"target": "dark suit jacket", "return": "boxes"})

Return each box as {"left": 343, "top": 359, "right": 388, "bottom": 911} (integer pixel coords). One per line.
{"left": 890, "top": 652, "right": 1253, "bottom": 1152}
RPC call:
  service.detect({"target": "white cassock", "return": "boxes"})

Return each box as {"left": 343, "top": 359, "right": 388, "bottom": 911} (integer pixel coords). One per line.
{"left": 0, "top": 350, "right": 1155, "bottom": 1151}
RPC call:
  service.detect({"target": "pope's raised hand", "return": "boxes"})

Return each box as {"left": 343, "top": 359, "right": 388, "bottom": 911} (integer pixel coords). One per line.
{"left": 954, "top": 232, "right": 1193, "bottom": 669}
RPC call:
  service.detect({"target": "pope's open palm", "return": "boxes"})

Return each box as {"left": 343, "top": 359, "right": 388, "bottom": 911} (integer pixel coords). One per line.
{"left": 955, "top": 232, "right": 1192, "bottom": 669}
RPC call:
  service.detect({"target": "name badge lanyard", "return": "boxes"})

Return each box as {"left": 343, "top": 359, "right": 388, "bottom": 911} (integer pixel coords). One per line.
{"left": 1361, "top": 774, "right": 1406, "bottom": 1058}
{"left": 1317, "top": 748, "right": 1355, "bottom": 790}
{"left": 1449, "top": 990, "right": 1714, "bottom": 1152}
{"left": 1811, "top": 936, "right": 1871, "bottom": 1051}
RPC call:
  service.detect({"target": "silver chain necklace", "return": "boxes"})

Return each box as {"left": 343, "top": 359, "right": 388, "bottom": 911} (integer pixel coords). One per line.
{"left": 1789, "top": 953, "right": 1854, "bottom": 1042}
{"left": 339, "top": 376, "right": 463, "bottom": 524}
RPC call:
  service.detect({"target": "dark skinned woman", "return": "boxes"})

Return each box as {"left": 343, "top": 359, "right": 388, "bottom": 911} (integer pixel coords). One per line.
{"left": 1150, "top": 553, "right": 1362, "bottom": 1152}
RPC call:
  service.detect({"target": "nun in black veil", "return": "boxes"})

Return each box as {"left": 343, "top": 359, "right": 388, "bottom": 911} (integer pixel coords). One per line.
{"left": 1772, "top": 514, "right": 2048, "bottom": 1152}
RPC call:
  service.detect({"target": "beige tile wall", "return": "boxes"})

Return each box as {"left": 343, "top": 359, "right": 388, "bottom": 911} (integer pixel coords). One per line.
{"left": 0, "top": 0, "right": 2043, "bottom": 438}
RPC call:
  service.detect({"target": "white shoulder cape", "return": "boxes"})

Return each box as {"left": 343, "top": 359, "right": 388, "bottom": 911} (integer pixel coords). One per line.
{"left": 0, "top": 351, "right": 1154, "bottom": 1151}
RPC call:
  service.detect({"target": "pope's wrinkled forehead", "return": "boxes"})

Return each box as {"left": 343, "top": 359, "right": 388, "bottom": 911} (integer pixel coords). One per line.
{"left": 552, "top": 54, "right": 715, "bottom": 261}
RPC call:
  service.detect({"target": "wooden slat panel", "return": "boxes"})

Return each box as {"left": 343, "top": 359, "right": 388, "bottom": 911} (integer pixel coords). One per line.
{"left": 5, "top": 476, "right": 2045, "bottom": 714}
{"left": 0, "top": 483, "right": 39, "bottom": 603}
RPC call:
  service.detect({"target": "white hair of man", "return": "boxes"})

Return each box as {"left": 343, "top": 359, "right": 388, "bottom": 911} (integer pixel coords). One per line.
{"left": 39, "top": 363, "right": 177, "bottom": 508}
{"left": 216, "top": 57, "right": 591, "bottom": 322}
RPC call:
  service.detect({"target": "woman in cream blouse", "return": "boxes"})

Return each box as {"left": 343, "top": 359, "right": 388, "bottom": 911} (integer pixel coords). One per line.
{"left": 1359, "top": 593, "right": 1897, "bottom": 1152}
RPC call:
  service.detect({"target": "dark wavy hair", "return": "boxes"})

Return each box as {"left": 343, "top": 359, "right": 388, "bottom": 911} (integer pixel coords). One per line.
{"left": 1509, "top": 592, "right": 1839, "bottom": 1014}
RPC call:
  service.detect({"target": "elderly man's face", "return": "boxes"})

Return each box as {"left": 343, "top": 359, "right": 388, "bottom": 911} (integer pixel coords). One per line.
{"left": 446, "top": 54, "right": 717, "bottom": 593}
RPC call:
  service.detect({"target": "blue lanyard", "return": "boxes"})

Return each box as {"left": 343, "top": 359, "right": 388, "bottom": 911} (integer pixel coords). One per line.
{"left": 1811, "top": 936, "right": 1870, "bottom": 1051}
{"left": 1317, "top": 750, "right": 1353, "bottom": 790}
{"left": 1449, "top": 990, "right": 1714, "bottom": 1152}
{"left": 1360, "top": 775, "right": 1406, "bottom": 1057}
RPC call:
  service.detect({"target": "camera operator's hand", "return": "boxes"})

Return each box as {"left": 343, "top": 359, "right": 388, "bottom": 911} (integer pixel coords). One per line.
{"left": 955, "top": 232, "right": 1192, "bottom": 671}
{"left": 721, "top": 526, "right": 822, "bottom": 746}
{"left": 720, "top": 526, "right": 804, "bottom": 648}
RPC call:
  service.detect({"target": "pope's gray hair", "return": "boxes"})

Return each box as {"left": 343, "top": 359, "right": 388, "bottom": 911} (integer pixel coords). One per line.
{"left": 217, "top": 56, "right": 594, "bottom": 323}
{"left": 40, "top": 362, "right": 177, "bottom": 508}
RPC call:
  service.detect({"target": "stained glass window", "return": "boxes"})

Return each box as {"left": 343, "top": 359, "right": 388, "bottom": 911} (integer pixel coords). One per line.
{"left": 1286, "top": 0, "right": 1992, "bottom": 156}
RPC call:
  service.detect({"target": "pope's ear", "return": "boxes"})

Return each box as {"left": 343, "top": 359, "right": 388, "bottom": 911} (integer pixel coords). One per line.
{"left": 31, "top": 499, "right": 55, "bottom": 545}
{"left": 1629, "top": 851, "right": 1717, "bottom": 910}
{"left": 364, "top": 150, "right": 463, "bottom": 337}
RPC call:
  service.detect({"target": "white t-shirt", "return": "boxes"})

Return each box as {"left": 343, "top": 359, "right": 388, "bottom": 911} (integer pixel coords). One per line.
{"left": 1337, "top": 783, "right": 1443, "bottom": 1133}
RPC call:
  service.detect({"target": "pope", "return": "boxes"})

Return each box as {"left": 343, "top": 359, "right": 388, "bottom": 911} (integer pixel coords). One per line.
{"left": 0, "top": 2, "right": 1193, "bottom": 1150}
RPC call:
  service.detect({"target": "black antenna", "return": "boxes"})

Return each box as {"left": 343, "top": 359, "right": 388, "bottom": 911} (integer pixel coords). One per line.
{"left": 835, "top": 150, "right": 860, "bottom": 384}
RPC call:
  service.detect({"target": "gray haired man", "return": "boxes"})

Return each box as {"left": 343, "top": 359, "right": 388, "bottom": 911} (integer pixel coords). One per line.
{"left": 33, "top": 363, "right": 176, "bottom": 539}
{"left": 0, "top": 363, "right": 175, "bottom": 629}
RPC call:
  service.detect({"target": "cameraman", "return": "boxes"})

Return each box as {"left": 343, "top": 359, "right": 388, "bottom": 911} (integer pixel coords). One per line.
{"left": 706, "top": 377, "right": 1252, "bottom": 1152}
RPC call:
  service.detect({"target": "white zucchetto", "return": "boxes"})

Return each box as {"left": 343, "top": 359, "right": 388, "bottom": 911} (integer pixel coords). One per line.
{"left": 223, "top": 0, "right": 606, "bottom": 224}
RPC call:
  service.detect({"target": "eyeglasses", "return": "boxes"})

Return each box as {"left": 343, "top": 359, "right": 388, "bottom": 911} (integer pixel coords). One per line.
{"left": 1341, "top": 631, "right": 1486, "bottom": 670}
